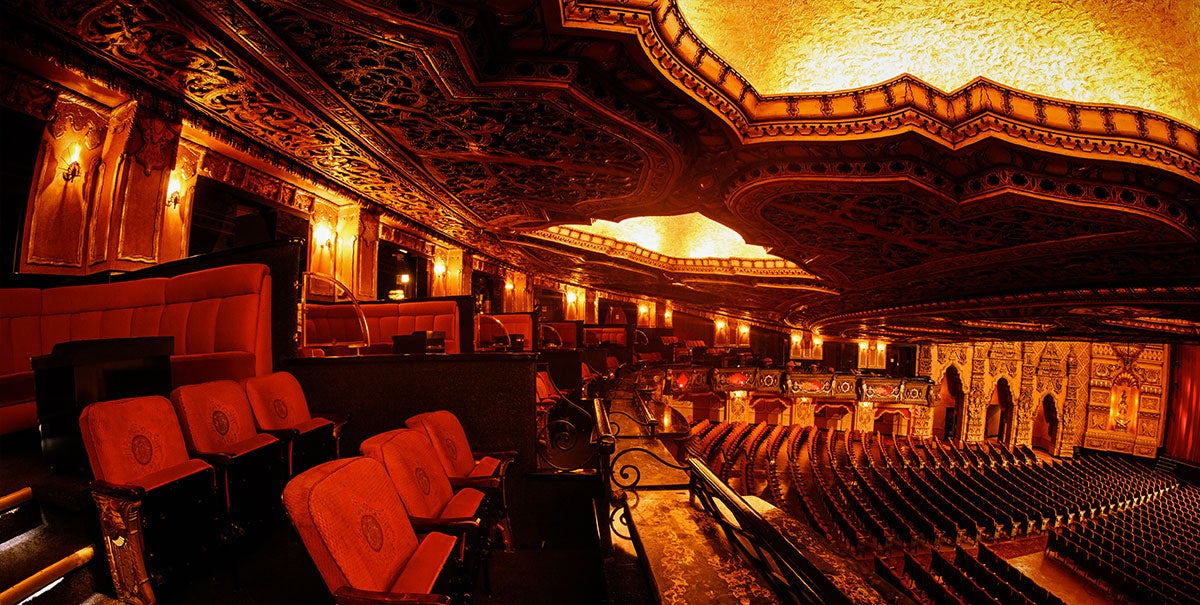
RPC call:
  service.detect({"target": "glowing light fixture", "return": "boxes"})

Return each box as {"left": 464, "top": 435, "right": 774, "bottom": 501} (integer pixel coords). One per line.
{"left": 859, "top": 341, "right": 869, "bottom": 350}
{"left": 313, "top": 223, "right": 334, "bottom": 250}
{"left": 165, "top": 172, "right": 183, "bottom": 209}
{"left": 399, "top": 273, "right": 411, "bottom": 284}
{"left": 663, "top": 309, "right": 672, "bottom": 321}
{"left": 504, "top": 280, "right": 514, "bottom": 291}
{"left": 812, "top": 336, "right": 823, "bottom": 346}
{"left": 432, "top": 259, "right": 447, "bottom": 276}
{"left": 61, "top": 143, "right": 81, "bottom": 182}
{"left": 638, "top": 304, "right": 649, "bottom": 315}
{"left": 566, "top": 291, "right": 578, "bottom": 304}
{"left": 739, "top": 324, "right": 750, "bottom": 335}
{"left": 565, "top": 212, "right": 778, "bottom": 260}
{"left": 715, "top": 319, "right": 727, "bottom": 330}
{"left": 876, "top": 342, "right": 887, "bottom": 352}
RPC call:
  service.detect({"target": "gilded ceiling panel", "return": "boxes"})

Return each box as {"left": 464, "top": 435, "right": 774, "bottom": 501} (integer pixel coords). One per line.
{"left": 678, "top": 0, "right": 1200, "bottom": 129}
{"left": 251, "top": 0, "right": 680, "bottom": 228}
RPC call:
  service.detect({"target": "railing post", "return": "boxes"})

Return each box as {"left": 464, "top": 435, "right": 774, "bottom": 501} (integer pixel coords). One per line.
{"left": 592, "top": 398, "right": 616, "bottom": 553}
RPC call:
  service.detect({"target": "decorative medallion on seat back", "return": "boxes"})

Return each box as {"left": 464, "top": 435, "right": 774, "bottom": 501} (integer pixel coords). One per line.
{"left": 282, "top": 457, "right": 456, "bottom": 596}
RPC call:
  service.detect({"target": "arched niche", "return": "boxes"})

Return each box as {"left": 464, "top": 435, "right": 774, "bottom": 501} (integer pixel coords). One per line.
{"left": 935, "top": 365, "right": 965, "bottom": 440}
{"left": 1032, "top": 394, "right": 1058, "bottom": 452}
{"left": 985, "top": 377, "right": 1015, "bottom": 443}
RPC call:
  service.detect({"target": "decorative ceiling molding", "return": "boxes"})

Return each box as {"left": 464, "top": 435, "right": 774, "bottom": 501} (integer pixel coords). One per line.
{"left": 558, "top": 0, "right": 1200, "bottom": 182}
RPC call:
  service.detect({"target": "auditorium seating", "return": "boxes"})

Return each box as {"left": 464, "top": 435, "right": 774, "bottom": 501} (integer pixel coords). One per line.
{"left": 0, "top": 263, "right": 272, "bottom": 434}
{"left": 282, "top": 457, "right": 456, "bottom": 604}
{"left": 79, "top": 395, "right": 224, "bottom": 601}
{"left": 169, "top": 380, "right": 288, "bottom": 527}
{"left": 360, "top": 428, "right": 492, "bottom": 590}
{"left": 405, "top": 410, "right": 515, "bottom": 548}
{"left": 304, "top": 298, "right": 467, "bottom": 355}
{"left": 242, "top": 371, "right": 339, "bottom": 475}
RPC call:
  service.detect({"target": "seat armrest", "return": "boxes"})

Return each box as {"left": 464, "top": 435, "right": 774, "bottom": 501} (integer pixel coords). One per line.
{"left": 334, "top": 587, "right": 450, "bottom": 605}
{"left": 475, "top": 450, "right": 517, "bottom": 463}
{"left": 90, "top": 480, "right": 146, "bottom": 501}
{"left": 449, "top": 476, "right": 500, "bottom": 490}
{"left": 410, "top": 516, "right": 481, "bottom": 535}
{"left": 314, "top": 411, "right": 350, "bottom": 428}
{"left": 194, "top": 452, "right": 235, "bottom": 467}
{"left": 263, "top": 427, "right": 301, "bottom": 440}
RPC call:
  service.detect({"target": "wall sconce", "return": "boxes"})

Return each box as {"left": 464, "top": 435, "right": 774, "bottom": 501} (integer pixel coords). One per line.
{"left": 813, "top": 336, "right": 823, "bottom": 346}
{"left": 313, "top": 223, "right": 334, "bottom": 250}
{"left": 876, "top": 341, "right": 886, "bottom": 352}
{"left": 165, "top": 172, "right": 183, "bottom": 209}
{"left": 663, "top": 309, "right": 672, "bottom": 321}
{"left": 859, "top": 341, "right": 869, "bottom": 350}
{"left": 61, "top": 143, "right": 81, "bottom": 183}
{"left": 504, "top": 279, "right": 514, "bottom": 291}
{"left": 433, "top": 259, "right": 447, "bottom": 276}
{"left": 739, "top": 324, "right": 750, "bottom": 335}
{"left": 566, "top": 291, "right": 578, "bottom": 304}
{"left": 715, "top": 319, "right": 727, "bottom": 331}
{"left": 399, "top": 273, "right": 411, "bottom": 284}
{"left": 638, "top": 304, "right": 649, "bottom": 315}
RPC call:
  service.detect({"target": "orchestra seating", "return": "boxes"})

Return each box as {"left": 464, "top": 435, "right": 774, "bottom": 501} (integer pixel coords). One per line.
{"left": 683, "top": 417, "right": 1187, "bottom": 605}
{"left": 0, "top": 263, "right": 273, "bottom": 435}
{"left": 282, "top": 457, "right": 456, "bottom": 604}
{"left": 169, "top": 380, "right": 288, "bottom": 528}
{"left": 243, "top": 371, "right": 339, "bottom": 475}
{"left": 304, "top": 298, "right": 467, "bottom": 355}
{"left": 78, "top": 395, "right": 224, "bottom": 601}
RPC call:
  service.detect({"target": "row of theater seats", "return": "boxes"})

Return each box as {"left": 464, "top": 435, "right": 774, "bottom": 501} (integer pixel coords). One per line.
{"left": 78, "top": 372, "right": 338, "bottom": 599}
{"left": 684, "top": 419, "right": 1179, "bottom": 604}
{"left": 282, "top": 410, "right": 514, "bottom": 604}
{"left": 1046, "top": 481, "right": 1200, "bottom": 605}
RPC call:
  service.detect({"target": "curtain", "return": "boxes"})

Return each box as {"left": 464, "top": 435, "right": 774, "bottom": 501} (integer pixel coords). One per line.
{"left": 1165, "top": 345, "right": 1200, "bottom": 465}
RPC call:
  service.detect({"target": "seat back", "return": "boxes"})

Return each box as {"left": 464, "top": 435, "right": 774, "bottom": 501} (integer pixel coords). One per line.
{"left": 283, "top": 457, "right": 423, "bottom": 594}
{"left": 243, "top": 371, "right": 314, "bottom": 431}
{"left": 360, "top": 429, "right": 455, "bottom": 519}
{"left": 79, "top": 395, "right": 195, "bottom": 485}
{"left": 405, "top": 410, "right": 476, "bottom": 478}
{"left": 170, "top": 380, "right": 261, "bottom": 454}
{"left": 535, "top": 371, "right": 560, "bottom": 402}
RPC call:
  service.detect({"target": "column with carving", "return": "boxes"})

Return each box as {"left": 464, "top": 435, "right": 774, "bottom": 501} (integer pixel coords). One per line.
{"left": 965, "top": 343, "right": 989, "bottom": 441}
{"left": 1014, "top": 343, "right": 1037, "bottom": 447}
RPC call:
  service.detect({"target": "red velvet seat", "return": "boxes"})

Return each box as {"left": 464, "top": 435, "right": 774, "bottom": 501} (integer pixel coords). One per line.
{"left": 283, "top": 457, "right": 455, "bottom": 604}
{"left": 79, "top": 395, "right": 223, "bottom": 602}
{"left": 360, "top": 428, "right": 491, "bottom": 593}
{"left": 243, "top": 371, "right": 339, "bottom": 475}
{"left": 170, "top": 380, "right": 288, "bottom": 526}
{"left": 404, "top": 411, "right": 514, "bottom": 551}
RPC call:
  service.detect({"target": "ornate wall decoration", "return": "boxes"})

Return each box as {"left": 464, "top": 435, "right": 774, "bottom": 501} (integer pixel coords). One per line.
{"left": 1082, "top": 343, "right": 1168, "bottom": 457}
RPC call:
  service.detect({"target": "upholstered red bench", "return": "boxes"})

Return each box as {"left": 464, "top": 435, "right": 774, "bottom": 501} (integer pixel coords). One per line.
{"left": 304, "top": 298, "right": 467, "bottom": 355}
{"left": 0, "top": 264, "right": 272, "bottom": 435}
{"left": 477, "top": 313, "right": 533, "bottom": 350}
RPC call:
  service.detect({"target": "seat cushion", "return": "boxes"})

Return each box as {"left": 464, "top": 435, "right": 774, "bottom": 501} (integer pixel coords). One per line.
{"left": 390, "top": 531, "right": 456, "bottom": 594}
{"left": 439, "top": 487, "right": 484, "bottom": 520}
{"left": 404, "top": 411, "right": 477, "bottom": 478}
{"left": 467, "top": 456, "right": 502, "bottom": 479}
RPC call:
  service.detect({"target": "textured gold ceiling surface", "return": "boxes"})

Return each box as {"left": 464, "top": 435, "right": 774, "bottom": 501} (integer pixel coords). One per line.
{"left": 567, "top": 213, "right": 779, "bottom": 260}
{"left": 678, "top": 0, "right": 1200, "bottom": 128}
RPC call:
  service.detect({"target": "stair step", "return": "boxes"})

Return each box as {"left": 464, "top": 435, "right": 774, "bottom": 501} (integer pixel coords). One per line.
{"left": 0, "top": 488, "right": 43, "bottom": 546}
{"left": 1, "top": 546, "right": 94, "bottom": 605}
{"left": 0, "top": 506, "right": 102, "bottom": 600}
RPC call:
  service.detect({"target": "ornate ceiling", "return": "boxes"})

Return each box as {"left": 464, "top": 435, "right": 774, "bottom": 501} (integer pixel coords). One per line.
{"left": 3, "top": 0, "right": 1199, "bottom": 343}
